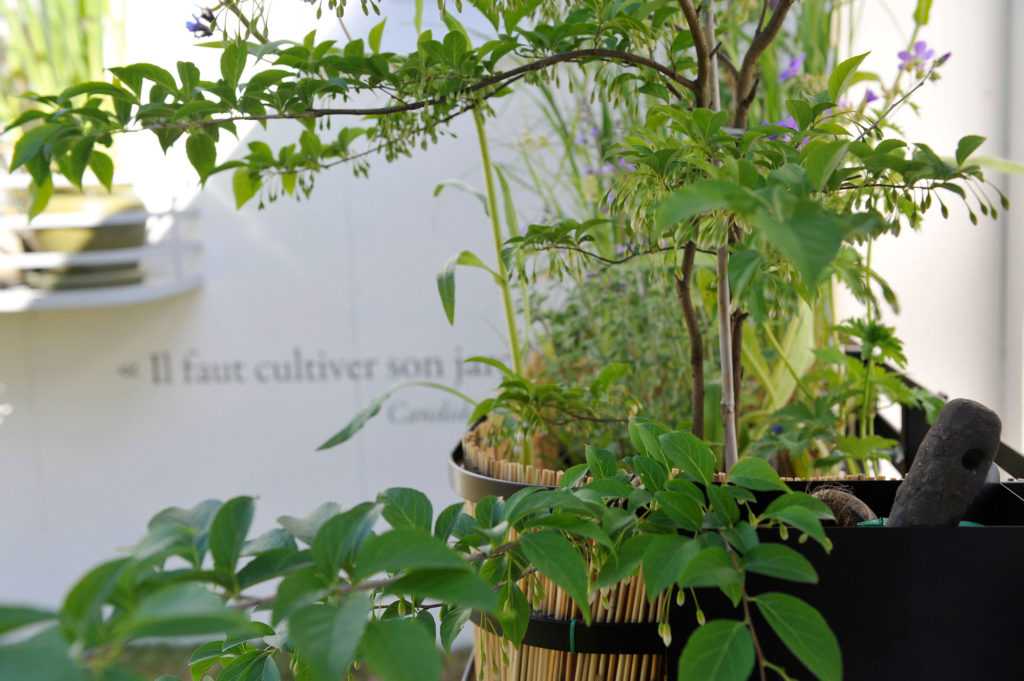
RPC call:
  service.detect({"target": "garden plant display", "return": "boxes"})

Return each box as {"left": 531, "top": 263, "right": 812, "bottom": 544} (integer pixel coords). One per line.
{"left": 0, "top": 1, "right": 1004, "bottom": 680}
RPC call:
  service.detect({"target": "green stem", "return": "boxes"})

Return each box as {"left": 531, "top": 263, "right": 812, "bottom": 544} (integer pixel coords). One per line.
{"left": 473, "top": 107, "right": 532, "bottom": 465}
{"left": 763, "top": 324, "right": 815, "bottom": 402}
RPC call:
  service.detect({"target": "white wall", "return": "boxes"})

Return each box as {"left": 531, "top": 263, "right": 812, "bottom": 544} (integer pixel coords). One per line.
{"left": 0, "top": 1, "right": 522, "bottom": 605}
{"left": 837, "top": 0, "right": 1017, "bottom": 446}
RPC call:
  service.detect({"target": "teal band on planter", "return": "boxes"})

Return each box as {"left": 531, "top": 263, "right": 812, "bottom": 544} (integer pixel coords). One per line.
{"left": 569, "top": 619, "right": 577, "bottom": 653}
{"left": 856, "top": 518, "right": 985, "bottom": 527}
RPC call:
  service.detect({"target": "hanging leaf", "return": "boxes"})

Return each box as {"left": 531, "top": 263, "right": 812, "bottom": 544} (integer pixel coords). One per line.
{"left": 755, "top": 593, "right": 841, "bottom": 681}
{"left": 742, "top": 544, "right": 818, "bottom": 583}
{"left": 677, "top": 620, "right": 754, "bottom": 681}
{"left": 520, "top": 531, "right": 591, "bottom": 623}
{"left": 289, "top": 594, "right": 370, "bottom": 681}
{"left": 360, "top": 617, "right": 442, "bottom": 681}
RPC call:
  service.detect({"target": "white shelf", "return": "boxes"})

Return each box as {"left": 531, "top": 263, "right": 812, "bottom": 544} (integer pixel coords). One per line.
{"left": 0, "top": 274, "right": 203, "bottom": 312}
{"left": 0, "top": 209, "right": 202, "bottom": 313}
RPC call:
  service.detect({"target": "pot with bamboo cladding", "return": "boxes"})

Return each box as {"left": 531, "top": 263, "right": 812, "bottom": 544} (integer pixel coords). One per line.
{"left": 450, "top": 423, "right": 1024, "bottom": 681}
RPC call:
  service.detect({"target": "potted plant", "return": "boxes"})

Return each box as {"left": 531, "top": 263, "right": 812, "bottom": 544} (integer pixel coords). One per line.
{"left": 0, "top": 1, "right": 1018, "bottom": 680}
{"left": 0, "top": 0, "right": 147, "bottom": 290}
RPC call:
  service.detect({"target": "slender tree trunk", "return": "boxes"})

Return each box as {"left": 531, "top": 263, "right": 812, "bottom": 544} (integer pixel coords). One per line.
{"left": 731, "top": 310, "right": 747, "bottom": 417}
{"left": 676, "top": 242, "right": 704, "bottom": 438}
{"left": 703, "top": 6, "right": 739, "bottom": 470}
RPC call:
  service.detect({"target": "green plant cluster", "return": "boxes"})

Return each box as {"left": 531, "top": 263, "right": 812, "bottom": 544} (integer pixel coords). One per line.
{"left": 0, "top": 425, "right": 839, "bottom": 681}
{"left": 0, "top": 0, "right": 1005, "bottom": 678}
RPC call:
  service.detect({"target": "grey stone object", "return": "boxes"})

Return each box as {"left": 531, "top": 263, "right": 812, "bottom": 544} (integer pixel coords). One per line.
{"left": 888, "top": 398, "right": 1002, "bottom": 527}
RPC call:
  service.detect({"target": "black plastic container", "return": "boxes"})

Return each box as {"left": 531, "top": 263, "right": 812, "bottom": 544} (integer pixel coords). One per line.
{"left": 450, "top": 445, "right": 1024, "bottom": 680}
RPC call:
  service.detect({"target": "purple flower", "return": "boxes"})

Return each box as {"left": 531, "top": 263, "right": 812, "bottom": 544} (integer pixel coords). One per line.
{"left": 898, "top": 40, "right": 936, "bottom": 70}
{"left": 776, "top": 115, "right": 798, "bottom": 130}
{"left": 585, "top": 163, "right": 615, "bottom": 177}
{"left": 779, "top": 53, "right": 805, "bottom": 82}
{"left": 186, "top": 15, "right": 213, "bottom": 37}
{"left": 763, "top": 115, "right": 799, "bottom": 141}
{"left": 616, "top": 158, "right": 636, "bottom": 172}
{"left": 864, "top": 88, "right": 879, "bottom": 104}
{"left": 770, "top": 424, "right": 784, "bottom": 435}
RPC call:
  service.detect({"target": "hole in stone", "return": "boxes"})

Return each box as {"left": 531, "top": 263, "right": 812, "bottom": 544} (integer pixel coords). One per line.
{"left": 962, "top": 448, "right": 986, "bottom": 471}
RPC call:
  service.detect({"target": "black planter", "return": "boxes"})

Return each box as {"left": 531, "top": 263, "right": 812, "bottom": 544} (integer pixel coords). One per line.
{"left": 450, "top": 445, "right": 1024, "bottom": 681}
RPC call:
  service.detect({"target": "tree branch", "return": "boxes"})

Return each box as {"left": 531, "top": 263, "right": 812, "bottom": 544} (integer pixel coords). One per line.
{"left": 136, "top": 49, "right": 695, "bottom": 134}
{"left": 677, "top": 242, "right": 705, "bottom": 438}
{"left": 678, "top": 0, "right": 709, "bottom": 105}
{"left": 734, "top": 0, "right": 796, "bottom": 127}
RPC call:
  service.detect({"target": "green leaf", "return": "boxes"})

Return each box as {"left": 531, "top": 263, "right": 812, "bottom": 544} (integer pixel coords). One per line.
{"left": 317, "top": 393, "right": 389, "bottom": 449}
{"left": 753, "top": 200, "right": 845, "bottom": 286}
{"left": 311, "top": 502, "right": 381, "bottom": 578}
{"left": 61, "top": 558, "right": 130, "bottom": 642}
{"left": 803, "top": 140, "right": 849, "bottom": 192}
{"left": 436, "top": 250, "right": 499, "bottom": 325}
{"left": 28, "top": 177, "right": 54, "bottom": 220}
{"left": 525, "top": 513, "right": 613, "bottom": 548}
{"left": 440, "top": 605, "right": 472, "bottom": 652}
{"left": 679, "top": 547, "right": 741, "bottom": 593}
{"left": 379, "top": 488, "right": 432, "bottom": 531}
{"left": 596, "top": 535, "right": 652, "bottom": 588}
{"left": 115, "top": 62, "right": 178, "bottom": 91}
{"left": 188, "top": 640, "right": 225, "bottom": 680}
{"left": 221, "top": 42, "right": 248, "bottom": 89}
{"left": 59, "top": 81, "right": 135, "bottom": 102}
{"left": 386, "top": 568, "right": 499, "bottom": 612}
{"left": 360, "top": 618, "right": 441, "bottom": 681}
{"left": 677, "top": 620, "right": 754, "bottom": 681}
{"left": 353, "top": 529, "right": 467, "bottom": 581}
{"left": 66, "top": 138, "right": 95, "bottom": 189}
{"left": 642, "top": 535, "right": 698, "bottom": 599}
{"left": 243, "top": 528, "right": 296, "bottom": 556}
{"left": 88, "top": 151, "right": 114, "bottom": 191}
{"left": 764, "top": 506, "right": 832, "bottom": 550}
{"left": 368, "top": 19, "right": 386, "bottom": 54}
{"left": 10, "top": 124, "right": 58, "bottom": 171}
{"left": 656, "top": 181, "right": 744, "bottom": 229}
{"left": 186, "top": 132, "right": 217, "bottom": 182}
{"left": 210, "top": 496, "right": 255, "bottom": 577}
{"left": 118, "top": 584, "right": 247, "bottom": 639}
{"left": 272, "top": 568, "right": 327, "bottom": 625}
{"left": 659, "top": 431, "right": 716, "bottom": 485}
{"left": 755, "top": 593, "right": 841, "bottom": 681}
{"left": 763, "top": 492, "right": 834, "bottom": 520}
{"left": 278, "top": 502, "right": 342, "bottom": 544}
{"left": 496, "top": 583, "right": 529, "bottom": 646}
{"left": 743, "top": 544, "right": 818, "bottom": 583}
{"left": 289, "top": 593, "right": 370, "bottom": 681}
{"left": 0, "top": 607, "right": 56, "bottom": 635}
{"left": 956, "top": 135, "right": 986, "bottom": 166}
{"left": 520, "top": 531, "right": 591, "bottom": 623}
{"left": 655, "top": 491, "right": 703, "bottom": 532}
{"left": 434, "top": 502, "right": 464, "bottom": 542}
{"left": 727, "top": 457, "right": 789, "bottom": 491}
{"left": 828, "top": 52, "right": 869, "bottom": 102}
{"left": 0, "top": 626, "right": 89, "bottom": 681}
{"left": 233, "top": 169, "right": 259, "bottom": 208}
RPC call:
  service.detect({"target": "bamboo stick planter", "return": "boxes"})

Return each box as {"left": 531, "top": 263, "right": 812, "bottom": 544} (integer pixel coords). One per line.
{"left": 451, "top": 430, "right": 1024, "bottom": 681}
